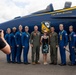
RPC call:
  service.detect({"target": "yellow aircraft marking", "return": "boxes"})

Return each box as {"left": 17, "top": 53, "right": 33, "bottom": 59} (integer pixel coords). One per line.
{"left": 32, "top": 6, "right": 76, "bottom": 16}
{"left": 41, "top": 23, "right": 50, "bottom": 33}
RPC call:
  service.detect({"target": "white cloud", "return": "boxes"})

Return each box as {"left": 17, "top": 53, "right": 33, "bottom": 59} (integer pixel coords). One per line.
{"left": 0, "top": 0, "right": 76, "bottom": 23}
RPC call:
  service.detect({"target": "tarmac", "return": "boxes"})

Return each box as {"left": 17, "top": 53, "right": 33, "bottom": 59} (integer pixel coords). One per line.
{"left": 0, "top": 46, "right": 76, "bottom": 75}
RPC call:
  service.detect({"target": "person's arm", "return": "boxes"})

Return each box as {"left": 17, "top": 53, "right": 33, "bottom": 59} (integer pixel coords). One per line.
{"left": 55, "top": 33, "right": 58, "bottom": 47}
{"left": 39, "top": 32, "right": 41, "bottom": 43}
{"left": 48, "top": 35, "right": 50, "bottom": 49}
{"left": 47, "top": 36, "right": 49, "bottom": 45}
{"left": 15, "top": 32, "right": 19, "bottom": 47}
{"left": 64, "top": 31, "right": 68, "bottom": 48}
{"left": 0, "top": 30, "right": 11, "bottom": 54}
{"left": 72, "top": 33, "right": 76, "bottom": 48}
{"left": 30, "top": 32, "right": 33, "bottom": 47}
{"left": 9, "top": 34, "right": 12, "bottom": 47}
{"left": 40, "top": 36, "right": 43, "bottom": 45}
{"left": 21, "top": 33, "right": 25, "bottom": 48}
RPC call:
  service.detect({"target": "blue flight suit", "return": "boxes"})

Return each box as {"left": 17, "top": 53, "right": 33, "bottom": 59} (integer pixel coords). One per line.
{"left": 69, "top": 32, "right": 76, "bottom": 64}
{"left": 15, "top": 31, "right": 22, "bottom": 63}
{"left": 75, "top": 33, "right": 76, "bottom": 61}
{"left": 22, "top": 32, "right": 30, "bottom": 63}
{"left": 10, "top": 32, "right": 17, "bottom": 63}
{"left": 58, "top": 30, "right": 68, "bottom": 64}
{"left": 5, "top": 33, "right": 11, "bottom": 62}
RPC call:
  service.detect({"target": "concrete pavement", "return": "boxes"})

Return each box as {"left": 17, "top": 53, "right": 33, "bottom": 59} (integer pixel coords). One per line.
{"left": 0, "top": 47, "right": 76, "bottom": 75}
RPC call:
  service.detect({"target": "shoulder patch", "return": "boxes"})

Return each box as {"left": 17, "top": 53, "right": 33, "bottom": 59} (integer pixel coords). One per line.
{"left": 74, "top": 34, "right": 76, "bottom": 37}
{"left": 65, "top": 33, "right": 68, "bottom": 35}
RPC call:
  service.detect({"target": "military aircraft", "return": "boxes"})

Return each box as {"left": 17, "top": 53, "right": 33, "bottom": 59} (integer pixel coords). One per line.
{"left": 0, "top": 2, "right": 76, "bottom": 33}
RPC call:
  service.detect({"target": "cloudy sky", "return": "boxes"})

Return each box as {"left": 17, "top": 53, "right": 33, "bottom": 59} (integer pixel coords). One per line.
{"left": 0, "top": 0, "right": 76, "bottom": 23}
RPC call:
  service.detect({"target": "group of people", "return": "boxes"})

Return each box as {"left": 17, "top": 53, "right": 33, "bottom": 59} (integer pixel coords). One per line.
{"left": 4, "top": 24, "right": 76, "bottom": 66}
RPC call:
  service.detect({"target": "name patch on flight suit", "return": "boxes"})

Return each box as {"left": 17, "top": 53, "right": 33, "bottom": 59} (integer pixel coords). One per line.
{"left": 65, "top": 33, "right": 67, "bottom": 35}
{"left": 37, "top": 33, "right": 40, "bottom": 36}
{"left": 14, "top": 35, "right": 15, "bottom": 38}
{"left": 34, "top": 32, "right": 36, "bottom": 36}
{"left": 60, "top": 35, "right": 62, "bottom": 40}
{"left": 20, "top": 33, "right": 22, "bottom": 36}
{"left": 27, "top": 35, "right": 28, "bottom": 37}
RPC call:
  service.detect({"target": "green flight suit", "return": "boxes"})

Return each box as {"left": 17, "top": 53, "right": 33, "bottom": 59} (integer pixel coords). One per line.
{"left": 30, "top": 31, "right": 41, "bottom": 63}
{"left": 49, "top": 32, "right": 58, "bottom": 64}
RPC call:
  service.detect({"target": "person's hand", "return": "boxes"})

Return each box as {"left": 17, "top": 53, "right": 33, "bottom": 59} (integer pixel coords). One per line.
{"left": 30, "top": 44, "right": 33, "bottom": 47}
{"left": 22, "top": 46, "right": 25, "bottom": 48}
{"left": 17, "top": 45, "right": 19, "bottom": 47}
{"left": 0, "top": 30, "right": 4, "bottom": 38}
{"left": 56, "top": 45, "right": 58, "bottom": 48}
{"left": 64, "top": 46, "right": 66, "bottom": 48}
{"left": 72, "top": 46, "right": 74, "bottom": 48}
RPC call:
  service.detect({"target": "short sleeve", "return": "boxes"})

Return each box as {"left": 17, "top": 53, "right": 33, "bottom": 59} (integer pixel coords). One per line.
{"left": 0, "top": 38, "right": 6, "bottom": 49}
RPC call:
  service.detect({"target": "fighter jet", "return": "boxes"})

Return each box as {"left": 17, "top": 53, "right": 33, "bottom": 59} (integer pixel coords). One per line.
{"left": 0, "top": 2, "right": 76, "bottom": 33}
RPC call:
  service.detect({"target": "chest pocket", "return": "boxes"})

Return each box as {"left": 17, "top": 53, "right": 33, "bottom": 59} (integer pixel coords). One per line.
{"left": 33, "top": 33, "right": 40, "bottom": 39}
{"left": 26, "top": 34, "right": 30, "bottom": 40}
{"left": 50, "top": 34, "right": 56, "bottom": 42}
{"left": 20, "top": 33, "right": 22, "bottom": 36}
{"left": 14, "top": 35, "right": 15, "bottom": 38}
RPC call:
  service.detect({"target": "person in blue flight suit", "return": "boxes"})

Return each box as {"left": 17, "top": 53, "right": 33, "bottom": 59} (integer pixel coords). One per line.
{"left": 5, "top": 28, "right": 11, "bottom": 63}
{"left": 22, "top": 26, "right": 30, "bottom": 65}
{"left": 58, "top": 24, "right": 68, "bottom": 66}
{"left": 15, "top": 25, "right": 23, "bottom": 64}
{"left": 10, "top": 27, "right": 17, "bottom": 63}
{"left": 68, "top": 26, "right": 76, "bottom": 66}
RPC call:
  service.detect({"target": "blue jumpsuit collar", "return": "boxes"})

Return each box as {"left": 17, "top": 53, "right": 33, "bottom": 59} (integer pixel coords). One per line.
{"left": 19, "top": 31, "right": 22, "bottom": 33}
{"left": 7, "top": 33, "right": 10, "bottom": 34}
{"left": 60, "top": 30, "right": 64, "bottom": 32}
{"left": 70, "top": 31, "right": 74, "bottom": 35}
{"left": 13, "top": 32, "right": 16, "bottom": 34}
{"left": 60, "top": 30, "right": 64, "bottom": 34}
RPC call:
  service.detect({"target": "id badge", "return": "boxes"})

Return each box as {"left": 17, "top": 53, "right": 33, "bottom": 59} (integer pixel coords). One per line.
{"left": 60, "top": 35, "right": 62, "bottom": 40}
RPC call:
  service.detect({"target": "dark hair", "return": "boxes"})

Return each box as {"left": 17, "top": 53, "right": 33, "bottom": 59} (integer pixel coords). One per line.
{"left": 50, "top": 26, "right": 55, "bottom": 28}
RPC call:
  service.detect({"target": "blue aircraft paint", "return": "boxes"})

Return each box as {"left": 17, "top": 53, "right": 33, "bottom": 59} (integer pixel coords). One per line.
{"left": 0, "top": 4, "right": 76, "bottom": 34}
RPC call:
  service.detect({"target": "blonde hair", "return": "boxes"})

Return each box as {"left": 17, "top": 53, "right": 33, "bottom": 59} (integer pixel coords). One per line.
{"left": 12, "top": 27, "right": 16, "bottom": 30}
{"left": 7, "top": 28, "right": 11, "bottom": 31}
{"left": 25, "top": 26, "right": 29, "bottom": 29}
{"left": 59, "top": 24, "right": 64, "bottom": 27}
{"left": 69, "top": 25, "right": 73, "bottom": 29}
{"left": 19, "top": 25, "right": 22, "bottom": 28}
